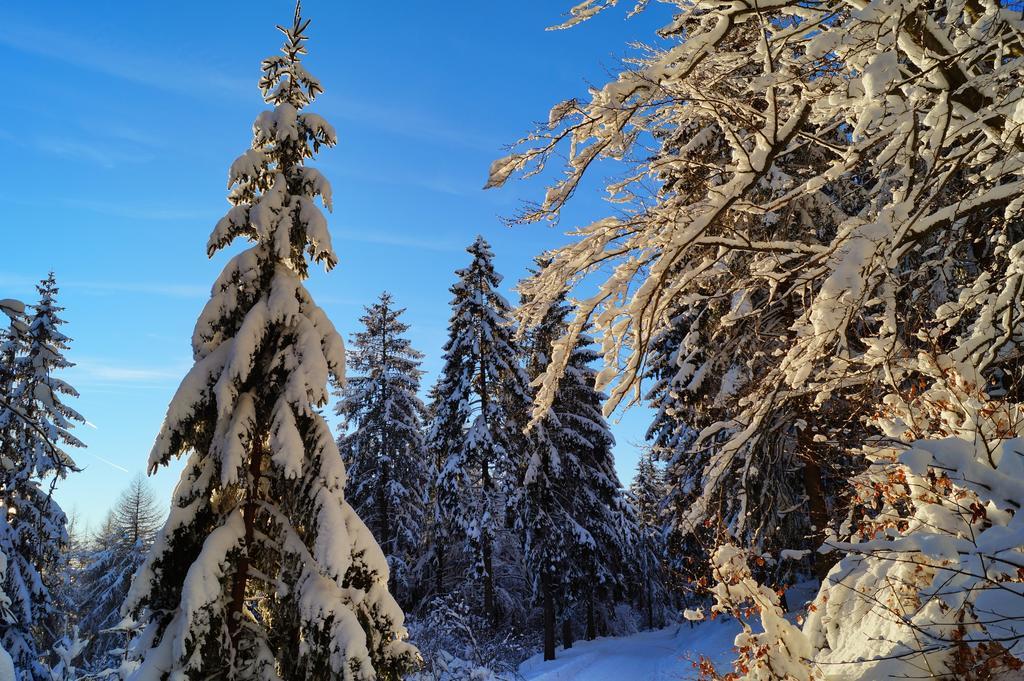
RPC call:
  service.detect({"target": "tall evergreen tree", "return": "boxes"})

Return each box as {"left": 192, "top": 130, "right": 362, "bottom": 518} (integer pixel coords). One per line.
{"left": 524, "top": 298, "right": 634, "bottom": 643}
{"left": 0, "top": 276, "right": 82, "bottom": 681}
{"left": 420, "top": 381, "right": 450, "bottom": 602}
{"left": 0, "top": 299, "right": 24, "bottom": 462}
{"left": 336, "top": 292, "right": 427, "bottom": 605}
{"left": 121, "top": 8, "right": 417, "bottom": 679}
{"left": 514, "top": 425, "right": 562, "bottom": 658}
{"left": 515, "top": 296, "right": 568, "bottom": 660}
{"left": 628, "top": 450, "right": 668, "bottom": 631}
{"left": 642, "top": 314, "right": 712, "bottom": 595}
{"left": 427, "top": 236, "right": 533, "bottom": 625}
{"left": 18, "top": 275, "right": 83, "bottom": 481}
{"left": 643, "top": 310, "right": 698, "bottom": 530}
{"left": 0, "top": 551, "right": 14, "bottom": 681}
{"left": 0, "top": 299, "right": 23, "bottom": 680}
{"left": 513, "top": 281, "right": 637, "bottom": 657}
{"left": 560, "top": 341, "right": 634, "bottom": 641}
{"left": 76, "top": 475, "right": 162, "bottom": 673}
{"left": 55, "top": 510, "right": 87, "bottom": 625}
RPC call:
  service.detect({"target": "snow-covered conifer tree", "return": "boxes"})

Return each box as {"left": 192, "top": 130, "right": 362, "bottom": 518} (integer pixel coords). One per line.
{"left": 515, "top": 291, "right": 571, "bottom": 660}
{"left": 421, "top": 381, "right": 450, "bottom": 601}
{"left": 0, "top": 551, "right": 14, "bottom": 681}
{"left": 76, "top": 475, "right": 161, "bottom": 673}
{"left": 122, "top": 7, "right": 417, "bottom": 679}
{"left": 642, "top": 314, "right": 698, "bottom": 533}
{"left": 427, "top": 236, "right": 533, "bottom": 625}
{"left": 628, "top": 450, "right": 668, "bottom": 631}
{"left": 513, "top": 423, "right": 562, "bottom": 659}
{"left": 629, "top": 451, "right": 663, "bottom": 553}
{"left": 18, "top": 275, "right": 83, "bottom": 482}
{"left": 0, "top": 300, "right": 22, "bottom": 681}
{"left": 642, "top": 317, "right": 716, "bottom": 595}
{"left": 336, "top": 292, "right": 428, "bottom": 605}
{"left": 521, "top": 295, "right": 633, "bottom": 643}
{"left": 0, "top": 276, "right": 82, "bottom": 681}
{"left": 489, "top": 0, "right": 1024, "bottom": 675}
{"left": 0, "top": 300, "right": 24, "bottom": 454}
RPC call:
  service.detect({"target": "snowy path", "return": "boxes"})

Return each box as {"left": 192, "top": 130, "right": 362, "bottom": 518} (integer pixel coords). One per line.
{"left": 518, "top": 620, "right": 741, "bottom": 681}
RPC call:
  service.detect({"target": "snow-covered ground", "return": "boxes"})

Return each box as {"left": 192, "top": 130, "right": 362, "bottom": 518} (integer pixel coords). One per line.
{"left": 518, "top": 620, "right": 740, "bottom": 681}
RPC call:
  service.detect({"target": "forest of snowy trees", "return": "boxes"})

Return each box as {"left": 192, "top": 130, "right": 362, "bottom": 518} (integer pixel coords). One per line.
{"left": 3, "top": 0, "right": 1024, "bottom": 679}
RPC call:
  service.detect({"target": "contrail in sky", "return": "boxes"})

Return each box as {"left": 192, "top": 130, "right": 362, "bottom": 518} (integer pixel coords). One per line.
{"left": 82, "top": 451, "right": 131, "bottom": 475}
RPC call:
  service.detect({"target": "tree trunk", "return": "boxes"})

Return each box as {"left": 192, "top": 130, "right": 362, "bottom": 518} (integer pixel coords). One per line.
{"left": 645, "top": 575, "right": 654, "bottom": 630}
{"left": 476, "top": 278, "right": 497, "bottom": 628}
{"left": 378, "top": 462, "right": 389, "bottom": 561}
{"left": 801, "top": 453, "right": 830, "bottom": 581}
{"left": 435, "top": 541, "right": 445, "bottom": 597}
{"left": 378, "top": 302, "right": 392, "bottom": 573}
{"left": 542, "top": 572, "right": 556, "bottom": 661}
{"left": 228, "top": 436, "right": 264, "bottom": 644}
{"left": 585, "top": 590, "right": 596, "bottom": 641}
{"left": 482, "top": 534, "right": 496, "bottom": 626}
{"left": 562, "top": 615, "right": 573, "bottom": 650}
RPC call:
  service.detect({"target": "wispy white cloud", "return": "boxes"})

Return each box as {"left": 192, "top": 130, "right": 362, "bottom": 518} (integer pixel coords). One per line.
{"left": 74, "top": 362, "right": 181, "bottom": 383}
{"left": 327, "top": 99, "right": 501, "bottom": 153}
{"left": 3, "top": 101, "right": 172, "bottom": 171}
{"left": 0, "top": 14, "right": 502, "bottom": 184}
{"left": 328, "top": 162, "right": 485, "bottom": 198}
{"left": 0, "top": 274, "right": 208, "bottom": 300}
{"left": 61, "top": 197, "right": 220, "bottom": 222}
{"left": 96, "top": 125, "right": 167, "bottom": 149}
{"left": 0, "top": 126, "right": 155, "bottom": 169}
{"left": 34, "top": 136, "right": 154, "bottom": 169}
{"left": 0, "top": 16, "right": 250, "bottom": 99}
{"left": 73, "top": 358, "right": 189, "bottom": 386}
{"left": 69, "top": 280, "right": 209, "bottom": 299}
{"left": 333, "top": 227, "right": 466, "bottom": 253}
{"left": 0, "top": 188, "right": 219, "bottom": 221}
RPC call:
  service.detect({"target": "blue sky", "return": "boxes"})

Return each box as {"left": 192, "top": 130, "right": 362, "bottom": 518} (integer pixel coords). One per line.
{"left": 0, "top": 2, "right": 667, "bottom": 529}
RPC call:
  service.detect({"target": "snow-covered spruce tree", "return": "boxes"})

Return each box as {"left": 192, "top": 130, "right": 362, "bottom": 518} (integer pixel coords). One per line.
{"left": 0, "top": 301, "right": 24, "bottom": 496}
{"left": 76, "top": 475, "right": 161, "bottom": 673}
{"left": 514, "top": 291, "right": 573, "bottom": 661}
{"left": 0, "top": 276, "right": 82, "bottom": 681}
{"left": 336, "top": 292, "right": 428, "bottom": 606}
{"left": 550, "top": 332, "right": 633, "bottom": 643}
{"left": 489, "top": 1, "right": 1024, "bottom": 676}
{"left": 510, "top": 422, "right": 561, "bottom": 661}
{"left": 19, "top": 274, "right": 83, "bottom": 483}
{"left": 642, "top": 313, "right": 722, "bottom": 599}
{"left": 76, "top": 514, "right": 125, "bottom": 673}
{"left": 519, "top": 291, "right": 634, "bottom": 646}
{"left": 420, "top": 381, "right": 449, "bottom": 603}
{"left": 628, "top": 450, "right": 669, "bottom": 631}
{"left": 52, "top": 510, "right": 86, "bottom": 635}
{"left": 0, "top": 300, "right": 22, "bottom": 681}
{"left": 0, "top": 299, "right": 24, "bottom": 453}
{"left": 121, "top": 8, "right": 417, "bottom": 679}
{"left": 0, "top": 552, "right": 14, "bottom": 681}
{"left": 427, "top": 236, "right": 533, "bottom": 626}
